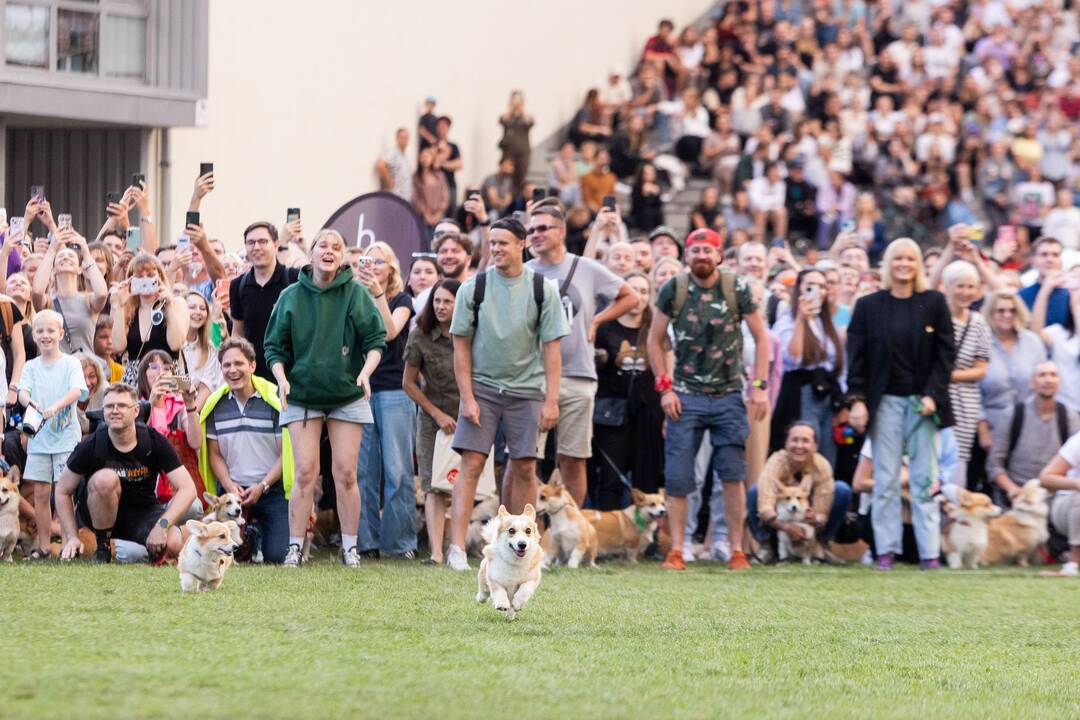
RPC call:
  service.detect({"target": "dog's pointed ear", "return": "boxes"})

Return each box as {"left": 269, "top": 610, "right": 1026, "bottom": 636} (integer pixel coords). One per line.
{"left": 185, "top": 520, "right": 206, "bottom": 537}
{"left": 224, "top": 520, "right": 242, "bottom": 543}
{"left": 550, "top": 472, "right": 563, "bottom": 488}
{"left": 497, "top": 505, "right": 509, "bottom": 518}
{"left": 631, "top": 488, "right": 646, "bottom": 504}
{"left": 523, "top": 504, "right": 536, "bottom": 520}
{"left": 203, "top": 491, "right": 218, "bottom": 506}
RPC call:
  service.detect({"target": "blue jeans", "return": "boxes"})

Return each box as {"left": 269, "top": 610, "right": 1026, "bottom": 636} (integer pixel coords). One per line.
{"left": 869, "top": 395, "right": 941, "bottom": 560}
{"left": 664, "top": 391, "right": 749, "bottom": 497}
{"left": 800, "top": 383, "right": 836, "bottom": 466}
{"left": 358, "top": 390, "right": 418, "bottom": 555}
{"left": 747, "top": 481, "right": 853, "bottom": 545}
{"left": 249, "top": 482, "right": 289, "bottom": 564}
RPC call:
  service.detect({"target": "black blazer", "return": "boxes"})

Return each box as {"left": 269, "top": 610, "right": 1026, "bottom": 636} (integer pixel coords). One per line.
{"left": 847, "top": 289, "right": 956, "bottom": 430}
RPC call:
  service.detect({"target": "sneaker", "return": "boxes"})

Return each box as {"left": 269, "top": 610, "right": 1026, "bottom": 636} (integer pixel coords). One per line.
{"left": 92, "top": 543, "right": 112, "bottom": 564}
{"left": 682, "top": 543, "right": 697, "bottom": 563}
{"left": 727, "top": 550, "right": 751, "bottom": 571}
{"left": 342, "top": 546, "right": 361, "bottom": 567}
{"left": 920, "top": 558, "right": 941, "bottom": 570}
{"left": 709, "top": 540, "right": 732, "bottom": 562}
{"left": 401, "top": 550, "right": 416, "bottom": 560}
{"left": 359, "top": 549, "right": 380, "bottom": 561}
{"left": 661, "top": 549, "right": 686, "bottom": 570}
{"left": 1061, "top": 562, "right": 1079, "bottom": 577}
{"left": 283, "top": 543, "right": 302, "bottom": 567}
{"left": 875, "top": 552, "right": 895, "bottom": 571}
{"left": 446, "top": 545, "right": 470, "bottom": 572}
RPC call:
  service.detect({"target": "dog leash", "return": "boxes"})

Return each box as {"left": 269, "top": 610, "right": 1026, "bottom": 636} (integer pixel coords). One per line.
{"left": 592, "top": 441, "right": 634, "bottom": 491}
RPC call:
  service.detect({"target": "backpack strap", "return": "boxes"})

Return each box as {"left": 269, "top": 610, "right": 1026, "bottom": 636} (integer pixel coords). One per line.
{"left": 1056, "top": 401, "right": 1070, "bottom": 446}
{"left": 720, "top": 270, "right": 740, "bottom": 324}
{"left": 1005, "top": 401, "right": 1025, "bottom": 470}
{"left": 532, "top": 272, "right": 545, "bottom": 329}
{"left": 672, "top": 272, "right": 690, "bottom": 318}
{"left": 559, "top": 255, "right": 580, "bottom": 298}
{"left": 472, "top": 270, "right": 488, "bottom": 332}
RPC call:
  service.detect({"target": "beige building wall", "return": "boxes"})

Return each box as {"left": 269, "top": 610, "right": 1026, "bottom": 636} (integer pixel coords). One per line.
{"left": 165, "top": 0, "right": 712, "bottom": 248}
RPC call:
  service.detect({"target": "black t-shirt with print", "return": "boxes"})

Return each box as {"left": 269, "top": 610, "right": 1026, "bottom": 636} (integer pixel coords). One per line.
{"left": 67, "top": 423, "right": 182, "bottom": 507}
{"left": 370, "top": 293, "right": 416, "bottom": 393}
{"left": 595, "top": 320, "right": 649, "bottom": 400}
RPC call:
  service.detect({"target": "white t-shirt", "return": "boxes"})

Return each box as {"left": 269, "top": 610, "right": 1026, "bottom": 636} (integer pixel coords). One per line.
{"left": 1053, "top": 430, "right": 1080, "bottom": 494}
{"left": 1045, "top": 325, "right": 1080, "bottom": 412}
{"left": 748, "top": 177, "right": 786, "bottom": 212}
{"left": 1043, "top": 207, "right": 1080, "bottom": 250}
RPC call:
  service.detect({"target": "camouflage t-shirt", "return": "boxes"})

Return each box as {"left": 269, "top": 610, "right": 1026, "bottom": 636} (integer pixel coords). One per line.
{"left": 655, "top": 272, "right": 757, "bottom": 396}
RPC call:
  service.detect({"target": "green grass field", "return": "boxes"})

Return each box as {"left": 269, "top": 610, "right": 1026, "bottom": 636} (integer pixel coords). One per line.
{"left": 4, "top": 557, "right": 1080, "bottom": 719}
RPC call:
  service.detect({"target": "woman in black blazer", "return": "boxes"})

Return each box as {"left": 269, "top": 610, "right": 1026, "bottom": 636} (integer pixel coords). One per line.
{"left": 847, "top": 237, "right": 956, "bottom": 571}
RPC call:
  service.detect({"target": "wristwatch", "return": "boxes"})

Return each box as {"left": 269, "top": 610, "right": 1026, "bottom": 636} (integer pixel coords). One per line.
{"left": 140, "top": 216, "right": 154, "bottom": 224}
{"left": 157, "top": 517, "right": 170, "bottom": 530}
{"left": 260, "top": 481, "right": 270, "bottom": 494}
{"left": 752, "top": 379, "right": 768, "bottom": 390}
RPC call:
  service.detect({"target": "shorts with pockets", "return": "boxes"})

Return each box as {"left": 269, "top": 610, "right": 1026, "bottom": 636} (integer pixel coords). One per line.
{"left": 663, "top": 391, "right": 749, "bottom": 497}
{"left": 453, "top": 382, "right": 543, "bottom": 460}
{"left": 24, "top": 452, "right": 71, "bottom": 484}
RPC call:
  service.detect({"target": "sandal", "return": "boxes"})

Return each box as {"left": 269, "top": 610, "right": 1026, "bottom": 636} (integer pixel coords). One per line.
{"left": 27, "top": 547, "right": 49, "bottom": 561}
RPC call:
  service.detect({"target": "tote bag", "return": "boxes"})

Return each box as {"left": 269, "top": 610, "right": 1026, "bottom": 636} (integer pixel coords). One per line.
{"left": 431, "top": 429, "right": 496, "bottom": 498}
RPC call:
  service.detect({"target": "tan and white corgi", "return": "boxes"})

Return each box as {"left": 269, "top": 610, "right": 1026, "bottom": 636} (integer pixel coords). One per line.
{"left": 178, "top": 519, "right": 241, "bottom": 592}
{"left": 585, "top": 489, "right": 666, "bottom": 562}
{"left": 537, "top": 475, "right": 597, "bottom": 569}
{"left": 476, "top": 505, "right": 543, "bottom": 621}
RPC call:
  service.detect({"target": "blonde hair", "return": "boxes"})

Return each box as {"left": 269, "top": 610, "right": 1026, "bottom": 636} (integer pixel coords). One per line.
{"left": 364, "top": 241, "right": 404, "bottom": 299}
{"left": 981, "top": 288, "right": 1028, "bottom": 333}
{"left": 310, "top": 229, "right": 345, "bottom": 255}
{"left": 185, "top": 292, "right": 214, "bottom": 371}
{"left": 880, "top": 237, "right": 928, "bottom": 293}
{"left": 75, "top": 351, "right": 105, "bottom": 410}
{"left": 32, "top": 308, "right": 64, "bottom": 333}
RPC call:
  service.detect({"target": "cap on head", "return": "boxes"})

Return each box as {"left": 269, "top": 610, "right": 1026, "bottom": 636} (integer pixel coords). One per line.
{"left": 648, "top": 225, "right": 681, "bottom": 245}
{"left": 686, "top": 229, "right": 722, "bottom": 248}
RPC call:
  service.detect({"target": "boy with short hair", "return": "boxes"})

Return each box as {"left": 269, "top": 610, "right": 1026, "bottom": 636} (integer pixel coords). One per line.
{"left": 17, "top": 309, "right": 88, "bottom": 558}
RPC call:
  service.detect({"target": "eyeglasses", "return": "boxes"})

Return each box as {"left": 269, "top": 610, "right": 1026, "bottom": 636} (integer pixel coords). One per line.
{"left": 103, "top": 403, "right": 134, "bottom": 411}
{"left": 363, "top": 258, "right": 387, "bottom": 266}
{"left": 527, "top": 224, "right": 562, "bottom": 235}
{"left": 244, "top": 238, "right": 273, "bottom": 247}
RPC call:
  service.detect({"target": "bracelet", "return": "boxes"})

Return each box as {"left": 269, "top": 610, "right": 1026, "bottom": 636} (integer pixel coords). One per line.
{"left": 185, "top": 405, "right": 196, "bottom": 412}
{"left": 260, "top": 481, "right": 270, "bottom": 493}
{"left": 654, "top": 374, "right": 673, "bottom": 393}
{"left": 478, "top": 219, "right": 491, "bottom": 227}
{"left": 140, "top": 216, "right": 153, "bottom": 224}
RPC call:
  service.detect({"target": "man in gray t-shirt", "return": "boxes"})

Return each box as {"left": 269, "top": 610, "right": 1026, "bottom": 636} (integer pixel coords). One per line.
{"left": 525, "top": 204, "right": 636, "bottom": 506}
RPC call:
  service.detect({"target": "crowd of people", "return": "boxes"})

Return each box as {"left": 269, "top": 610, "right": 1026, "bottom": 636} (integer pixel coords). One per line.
{"left": 6, "top": 0, "right": 1080, "bottom": 576}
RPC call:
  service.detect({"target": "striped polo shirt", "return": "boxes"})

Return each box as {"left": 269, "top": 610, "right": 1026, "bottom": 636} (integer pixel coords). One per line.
{"left": 206, "top": 391, "right": 281, "bottom": 488}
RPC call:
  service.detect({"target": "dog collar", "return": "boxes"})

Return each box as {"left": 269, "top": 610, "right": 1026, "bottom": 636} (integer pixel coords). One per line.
{"left": 634, "top": 507, "right": 646, "bottom": 532}
{"left": 956, "top": 520, "right": 971, "bottom": 527}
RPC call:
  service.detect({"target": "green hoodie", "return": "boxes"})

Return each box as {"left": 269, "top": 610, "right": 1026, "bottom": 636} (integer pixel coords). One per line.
{"left": 263, "top": 266, "right": 387, "bottom": 410}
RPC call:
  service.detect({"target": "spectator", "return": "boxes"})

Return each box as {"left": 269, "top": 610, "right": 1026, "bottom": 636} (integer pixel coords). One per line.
{"left": 228, "top": 221, "right": 301, "bottom": 379}
{"left": 815, "top": 165, "right": 856, "bottom": 248}
{"left": 690, "top": 186, "right": 726, "bottom": 233}
{"left": 1021, "top": 237, "right": 1069, "bottom": 327}
{"left": 412, "top": 148, "right": 451, "bottom": 237}
{"left": 356, "top": 242, "right": 417, "bottom": 560}
{"left": 403, "top": 279, "right": 460, "bottom": 565}
{"left": 32, "top": 230, "right": 107, "bottom": 356}
{"left": 94, "top": 316, "right": 122, "bottom": 383}
{"left": 847, "top": 238, "right": 956, "bottom": 570}
{"left": 629, "top": 238, "right": 655, "bottom": 273}
{"left": 784, "top": 159, "right": 818, "bottom": 242}
{"left": 987, "top": 361, "right": 1079, "bottom": 506}
{"left": 942, "top": 261, "right": 992, "bottom": 485}
{"left": 498, "top": 91, "right": 533, "bottom": 194}
{"left": 375, "top": 127, "right": 412, "bottom": 202}
{"left": 580, "top": 149, "right": 618, "bottom": 215}
{"left": 648, "top": 229, "right": 770, "bottom": 571}
{"left": 609, "top": 114, "right": 656, "bottom": 180}
{"left": 568, "top": 89, "right": 612, "bottom": 148}
{"left": 406, "top": 255, "right": 439, "bottom": 299}
{"left": 181, "top": 292, "right": 224, "bottom": 410}
{"left": 57, "top": 383, "right": 196, "bottom": 563}
{"left": 482, "top": 157, "right": 515, "bottom": 216}
{"left": 661, "top": 88, "right": 711, "bottom": 165}
{"left": 432, "top": 116, "right": 463, "bottom": 215}
{"left": 200, "top": 337, "right": 293, "bottom": 564}
{"left": 548, "top": 142, "right": 582, "bottom": 206}
{"left": 748, "top": 422, "right": 853, "bottom": 562}
{"left": 1032, "top": 270, "right": 1080, "bottom": 412}
{"left": 110, "top": 253, "right": 189, "bottom": 378}
{"left": 629, "top": 162, "right": 664, "bottom": 232}
{"left": 701, "top": 112, "right": 742, "bottom": 195}
{"left": 1043, "top": 189, "right": 1080, "bottom": 251}
{"left": 771, "top": 268, "right": 845, "bottom": 464}
{"left": 417, "top": 97, "right": 438, "bottom": 151}
{"left": 980, "top": 289, "right": 1046, "bottom": 434}
{"left": 642, "top": 18, "right": 685, "bottom": 96}
{"left": 605, "top": 242, "right": 635, "bottom": 277}
{"left": 526, "top": 205, "right": 635, "bottom": 505}
{"left": 652, "top": 256, "right": 682, "bottom": 292}
{"left": 264, "top": 229, "right": 387, "bottom": 567}
{"left": 648, "top": 226, "right": 682, "bottom": 261}
{"left": 17, "top": 310, "right": 89, "bottom": 559}
{"left": 1037, "top": 425, "right": 1080, "bottom": 576}
{"left": 1012, "top": 167, "right": 1054, "bottom": 239}
{"left": 446, "top": 218, "right": 569, "bottom": 571}
{"left": 749, "top": 161, "right": 788, "bottom": 242}
{"left": 75, "top": 351, "right": 105, "bottom": 429}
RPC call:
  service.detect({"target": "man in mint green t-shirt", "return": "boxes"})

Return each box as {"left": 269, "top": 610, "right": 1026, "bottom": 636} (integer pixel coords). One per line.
{"left": 444, "top": 217, "right": 568, "bottom": 571}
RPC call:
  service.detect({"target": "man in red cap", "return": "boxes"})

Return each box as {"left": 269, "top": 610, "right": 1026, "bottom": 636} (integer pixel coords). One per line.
{"left": 646, "top": 228, "right": 771, "bottom": 570}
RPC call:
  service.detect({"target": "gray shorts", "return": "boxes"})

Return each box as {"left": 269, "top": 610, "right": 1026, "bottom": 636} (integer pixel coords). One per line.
{"left": 24, "top": 452, "right": 71, "bottom": 484}
{"left": 280, "top": 396, "right": 374, "bottom": 427}
{"left": 453, "top": 382, "right": 543, "bottom": 460}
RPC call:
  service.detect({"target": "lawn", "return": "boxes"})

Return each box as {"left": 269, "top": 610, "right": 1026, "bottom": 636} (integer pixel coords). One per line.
{"left": 4, "top": 557, "right": 1080, "bottom": 719}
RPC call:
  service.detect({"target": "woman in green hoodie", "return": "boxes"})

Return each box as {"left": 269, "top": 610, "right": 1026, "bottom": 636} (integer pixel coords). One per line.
{"left": 263, "top": 229, "right": 387, "bottom": 567}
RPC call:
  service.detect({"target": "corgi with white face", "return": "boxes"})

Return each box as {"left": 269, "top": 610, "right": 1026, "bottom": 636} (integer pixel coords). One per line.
{"left": 476, "top": 505, "right": 542, "bottom": 621}
{"left": 178, "top": 519, "right": 241, "bottom": 592}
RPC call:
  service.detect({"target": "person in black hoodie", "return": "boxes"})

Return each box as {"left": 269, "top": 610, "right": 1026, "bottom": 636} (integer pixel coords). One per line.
{"left": 264, "top": 229, "right": 387, "bottom": 568}
{"left": 847, "top": 237, "right": 955, "bottom": 571}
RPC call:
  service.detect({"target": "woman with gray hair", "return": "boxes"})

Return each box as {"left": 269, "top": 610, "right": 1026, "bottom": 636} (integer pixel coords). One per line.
{"left": 979, "top": 289, "right": 1046, "bottom": 437}
{"left": 942, "top": 260, "right": 991, "bottom": 486}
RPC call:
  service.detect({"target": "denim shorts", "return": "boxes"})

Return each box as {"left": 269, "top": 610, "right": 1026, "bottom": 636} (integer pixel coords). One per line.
{"left": 279, "top": 396, "right": 374, "bottom": 427}
{"left": 24, "top": 452, "right": 71, "bottom": 484}
{"left": 664, "top": 391, "right": 749, "bottom": 497}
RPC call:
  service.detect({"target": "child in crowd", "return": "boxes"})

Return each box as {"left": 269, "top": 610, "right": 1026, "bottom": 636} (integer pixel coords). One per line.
{"left": 17, "top": 310, "right": 88, "bottom": 558}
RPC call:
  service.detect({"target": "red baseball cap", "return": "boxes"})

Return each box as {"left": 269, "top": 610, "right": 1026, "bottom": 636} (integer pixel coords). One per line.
{"left": 685, "top": 228, "right": 722, "bottom": 248}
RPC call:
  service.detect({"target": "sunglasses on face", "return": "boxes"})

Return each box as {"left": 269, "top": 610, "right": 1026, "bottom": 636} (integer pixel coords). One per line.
{"left": 527, "top": 224, "right": 561, "bottom": 235}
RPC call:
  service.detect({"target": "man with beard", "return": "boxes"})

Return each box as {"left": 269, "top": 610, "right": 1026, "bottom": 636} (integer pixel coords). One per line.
{"left": 647, "top": 228, "right": 771, "bottom": 571}
{"left": 526, "top": 204, "right": 637, "bottom": 506}
{"left": 229, "top": 221, "right": 301, "bottom": 378}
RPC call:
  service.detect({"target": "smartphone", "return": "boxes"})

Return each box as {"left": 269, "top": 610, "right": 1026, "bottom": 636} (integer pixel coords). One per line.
{"left": 466, "top": 188, "right": 480, "bottom": 200}
{"left": 358, "top": 256, "right": 373, "bottom": 268}
{"left": 969, "top": 225, "right": 985, "bottom": 244}
{"left": 175, "top": 235, "right": 191, "bottom": 253}
{"left": 186, "top": 211, "right": 200, "bottom": 227}
{"left": 29, "top": 185, "right": 44, "bottom": 202}
{"left": 126, "top": 226, "right": 141, "bottom": 251}
{"left": 132, "top": 173, "right": 146, "bottom": 188}
{"left": 173, "top": 375, "right": 192, "bottom": 393}
{"left": 770, "top": 237, "right": 787, "bottom": 249}
{"left": 286, "top": 207, "right": 300, "bottom": 224}
{"left": 106, "top": 191, "right": 121, "bottom": 205}
{"left": 199, "top": 162, "right": 214, "bottom": 177}
{"left": 9, "top": 217, "right": 24, "bottom": 238}
{"left": 999, "top": 225, "right": 1016, "bottom": 244}
{"left": 602, "top": 195, "right": 617, "bottom": 210}
{"left": 531, "top": 188, "right": 546, "bottom": 203}
{"left": 840, "top": 219, "right": 856, "bottom": 233}
{"left": 57, "top": 213, "right": 72, "bottom": 231}
{"left": 129, "top": 276, "right": 159, "bottom": 295}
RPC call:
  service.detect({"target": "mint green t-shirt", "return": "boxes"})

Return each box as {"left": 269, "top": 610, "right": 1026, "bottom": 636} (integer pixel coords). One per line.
{"left": 451, "top": 267, "right": 569, "bottom": 397}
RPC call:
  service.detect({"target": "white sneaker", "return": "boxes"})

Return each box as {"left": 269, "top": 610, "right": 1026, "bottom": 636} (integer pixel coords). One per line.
{"left": 283, "top": 543, "right": 302, "bottom": 567}
{"left": 342, "top": 546, "right": 361, "bottom": 567}
{"left": 1061, "top": 562, "right": 1078, "bottom": 577}
{"left": 446, "top": 545, "right": 470, "bottom": 571}
{"left": 709, "top": 540, "right": 731, "bottom": 562}
{"left": 682, "top": 543, "right": 697, "bottom": 563}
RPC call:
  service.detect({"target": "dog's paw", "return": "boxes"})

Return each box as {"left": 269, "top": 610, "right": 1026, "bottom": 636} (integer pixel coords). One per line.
{"left": 494, "top": 602, "right": 509, "bottom": 613}
{"left": 505, "top": 608, "right": 516, "bottom": 621}
{"left": 475, "top": 592, "right": 488, "bottom": 604}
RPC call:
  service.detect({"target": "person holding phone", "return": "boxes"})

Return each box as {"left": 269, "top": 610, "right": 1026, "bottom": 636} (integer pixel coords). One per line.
{"left": 263, "top": 229, "right": 387, "bottom": 568}
{"left": 770, "top": 268, "right": 845, "bottom": 465}
{"left": 411, "top": 148, "right": 450, "bottom": 238}
{"left": 30, "top": 228, "right": 108, "bottom": 356}
{"left": 110, "top": 254, "right": 189, "bottom": 379}
{"left": 847, "top": 238, "right": 956, "bottom": 570}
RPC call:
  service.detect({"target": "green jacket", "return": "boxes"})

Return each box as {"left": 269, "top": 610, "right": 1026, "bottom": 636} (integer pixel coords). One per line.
{"left": 199, "top": 375, "right": 295, "bottom": 499}
{"left": 263, "top": 265, "right": 387, "bottom": 410}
